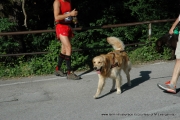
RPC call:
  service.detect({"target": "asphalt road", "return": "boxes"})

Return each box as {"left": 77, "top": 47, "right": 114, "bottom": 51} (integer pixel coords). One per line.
{"left": 0, "top": 60, "right": 180, "bottom": 120}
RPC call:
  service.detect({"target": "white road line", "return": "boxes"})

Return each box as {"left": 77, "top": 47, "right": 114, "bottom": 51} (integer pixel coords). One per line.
{"left": 0, "top": 72, "right": 96, "bottom": 87}
{"left": 0, "top": 77, "right": 60, "bottom": 87}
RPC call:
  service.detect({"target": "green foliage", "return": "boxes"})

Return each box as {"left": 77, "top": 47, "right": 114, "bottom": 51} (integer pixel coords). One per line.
{"left": 124, "top": 0, "right": 177, "bottom": 21}
{"left": 0, "top": 18, "right": 18, "bottom": 55}
{"left": 0, "top": 0, "right": 179, "bottom": 78}
{"left": 128, "top": 36, "right": 171, "bottom": 64}
{"left": 0, "top": 40, "right": 59, "bottom": 78}
{"left": 0, "top": 18, "right": 16, "bottom": 32}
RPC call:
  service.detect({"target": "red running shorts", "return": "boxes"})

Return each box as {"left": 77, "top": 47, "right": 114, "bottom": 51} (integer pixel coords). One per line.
{"left": 55, "top": 24, "right": 74, "bottom": 40}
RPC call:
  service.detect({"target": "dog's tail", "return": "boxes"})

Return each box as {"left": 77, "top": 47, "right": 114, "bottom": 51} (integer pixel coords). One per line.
{"left": 107, "top": 37, "right": 125, "bottom": 51}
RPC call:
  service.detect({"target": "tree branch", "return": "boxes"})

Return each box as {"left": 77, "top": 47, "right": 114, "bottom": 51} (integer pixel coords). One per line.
{"left": 22, "top": 0, "right": 27, "bottom": 28}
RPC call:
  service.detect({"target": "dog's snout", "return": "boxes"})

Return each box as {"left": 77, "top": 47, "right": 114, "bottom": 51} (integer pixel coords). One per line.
{"left": 93, "top": 67, "right": 97, "bottom": 70}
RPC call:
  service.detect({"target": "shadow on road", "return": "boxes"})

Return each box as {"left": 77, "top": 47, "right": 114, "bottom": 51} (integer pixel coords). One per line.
{"left": 90, "top": 70, "right": 180, "bottom": 99}
{"left": 121, "top": 71, "right": 152, "bottom": 92}
{"left": 95, "top": 71, "right": 152, "bottom": 99}
{"left": 95, "top": 89, "right": 117, "bottom": 99}
{"left": 164, "top": 88, "right": 180, "bottom": 97}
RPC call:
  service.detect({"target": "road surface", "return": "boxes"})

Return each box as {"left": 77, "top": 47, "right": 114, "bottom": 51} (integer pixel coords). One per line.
{"left": 0, "top": 60, "right": 180, "bottom": 120}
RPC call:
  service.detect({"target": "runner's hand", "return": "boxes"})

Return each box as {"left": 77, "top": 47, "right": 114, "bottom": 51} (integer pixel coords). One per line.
{"left": 70, "top": 9, "right": 78, "bottom": 16}
{"left": 169, "top": 29, "right": 174, "bottom": 35}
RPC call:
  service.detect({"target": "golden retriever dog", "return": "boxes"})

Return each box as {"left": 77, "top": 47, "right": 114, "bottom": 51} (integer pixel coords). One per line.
{"left": 92, "top": 37, "right": 131, "bottom": 99}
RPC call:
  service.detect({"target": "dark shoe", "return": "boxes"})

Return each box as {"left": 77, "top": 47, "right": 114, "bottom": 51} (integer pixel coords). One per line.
{"left": 67, "top": 71, "right": 81, "bottom": 80}
{"left": 54, "top": 69, "right": 66, "bottom": 77}
{"left": 157, "top": 81, "right": 176, "bottom": 93}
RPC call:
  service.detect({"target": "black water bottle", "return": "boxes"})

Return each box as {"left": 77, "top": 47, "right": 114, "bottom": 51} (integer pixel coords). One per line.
{"left": 73, "top": 16, "right": 78, "bottom": 28}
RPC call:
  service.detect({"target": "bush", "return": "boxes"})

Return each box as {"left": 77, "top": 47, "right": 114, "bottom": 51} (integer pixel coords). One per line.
{"left": 0, "top": 18, "right": 17, "bottom": 55}
{"left": 128, "top": 36, "right": 171, "bottom": 64}
{"left": 0, "top": 20, "right": 174, "bottom": 79}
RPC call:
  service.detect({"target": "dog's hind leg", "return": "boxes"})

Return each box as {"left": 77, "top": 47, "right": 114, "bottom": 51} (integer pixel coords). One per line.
{"left": 94, "top": 76, "right": 105, "bottom": 99}
{"left": 110, "top": 78, "right": 116, "bottom": 92}
{"left": 123, "top": 67, "right": 131, "bottom": 86}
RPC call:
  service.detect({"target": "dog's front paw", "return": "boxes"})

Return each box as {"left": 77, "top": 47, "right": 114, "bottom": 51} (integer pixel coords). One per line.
{"left": 116, "top": 90, "right": 121, "bottom": 94}
{"left": 93, "top": 95, "right": 99, "bottom": 99}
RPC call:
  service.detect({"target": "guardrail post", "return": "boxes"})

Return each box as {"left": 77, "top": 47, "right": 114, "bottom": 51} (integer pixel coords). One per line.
{"left": 148, "top": 23, "right": 151, "bottom": 40}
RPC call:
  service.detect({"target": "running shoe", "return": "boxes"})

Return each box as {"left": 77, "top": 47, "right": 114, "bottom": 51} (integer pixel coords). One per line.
{"left": 67, "top": 71, "right": 81, "bottom": 80}
{"left": 54, "top": 66, "right": 66, "bottom": 77}
{"left": 157, "top": 81, "right": 176, "bottom": 93}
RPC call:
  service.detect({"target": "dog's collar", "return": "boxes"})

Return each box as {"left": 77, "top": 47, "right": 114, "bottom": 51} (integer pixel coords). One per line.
{"left": 119, "top": 50, "right": 125, "bottom": 53}
{"left": 109, "top": 50, "right": 125, "bottom": 69}
{"left": 111, "top": 62, "right": 118, "bottom": 69}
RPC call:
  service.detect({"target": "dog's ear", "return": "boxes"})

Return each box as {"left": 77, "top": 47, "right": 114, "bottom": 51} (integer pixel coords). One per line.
{"left": 100, "top": 55, "right": 110, "bottom": 74}
{"left": 100, "top": 55, "right": 107, "bottom": 65}
{"left": 105, "top": 57, "right": 110, "bottom": 67}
